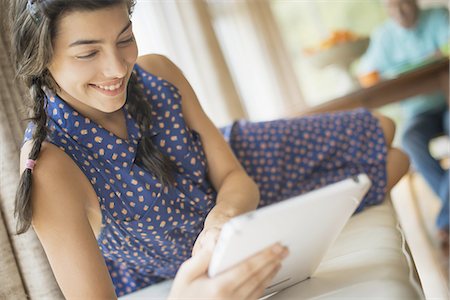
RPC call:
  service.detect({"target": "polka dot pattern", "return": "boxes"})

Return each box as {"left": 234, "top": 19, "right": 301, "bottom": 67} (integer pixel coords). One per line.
{"left": 220, "top": 109, "right": 387, "bottom": 213}
{"left": 23, "top": 64, "right": 387, "bottom": 296}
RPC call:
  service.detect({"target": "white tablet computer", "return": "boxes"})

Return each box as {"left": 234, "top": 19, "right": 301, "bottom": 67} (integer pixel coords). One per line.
{"left": 208, "top": 173, "right": 372, "bottom": 296}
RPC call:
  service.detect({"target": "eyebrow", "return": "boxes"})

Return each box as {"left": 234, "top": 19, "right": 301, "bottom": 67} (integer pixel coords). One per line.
{"left": 68, "top": 21, "right": 132, "bottom": 47}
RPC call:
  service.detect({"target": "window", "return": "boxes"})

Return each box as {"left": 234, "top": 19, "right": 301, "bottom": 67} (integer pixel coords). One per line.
{"left": 270, "top": 0, "right": 387, "bottom": 106}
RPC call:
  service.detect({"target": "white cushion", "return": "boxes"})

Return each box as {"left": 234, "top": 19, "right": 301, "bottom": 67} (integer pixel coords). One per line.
{"left": 273, "top": 199, "right": 422, "bottom": 299}
{"left": 121, "top": 198, "right": 423, "bottom": 299}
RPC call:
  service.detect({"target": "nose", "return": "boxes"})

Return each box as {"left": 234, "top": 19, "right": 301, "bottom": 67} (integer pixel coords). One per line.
{"left": 102, "top": 49, "right": 127, "bottom": 79}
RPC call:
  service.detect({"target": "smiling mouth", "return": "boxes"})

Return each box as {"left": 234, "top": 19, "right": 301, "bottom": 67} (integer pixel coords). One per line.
{"left": 92, "top": 79, "right": 124, "bottom": 91}
{"left": 89, "top": 78, "right": 127, "bottom": 97}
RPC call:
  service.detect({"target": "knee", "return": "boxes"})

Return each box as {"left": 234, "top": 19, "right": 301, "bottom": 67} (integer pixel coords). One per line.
{"left": 386, "top": 148, "right": 411, "bottom": 190}
{"left": 373, "top": 112, "right": 396, "bottom": 147}
{"left": 389, "top": 147, "right": 410, "bottom": 176}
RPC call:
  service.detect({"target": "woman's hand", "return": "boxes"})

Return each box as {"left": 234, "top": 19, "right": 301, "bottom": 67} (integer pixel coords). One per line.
{"left": 192, "top": 209, "right": 232, "bottom": 256}
{"left": 168, "top": 243, "right": 289, "bottom": 300}
{"left": 192, "top": 225, "right": 222, "bottom": 257}
{"left": 192, "top": 207, "right": 236, "bottom": 256}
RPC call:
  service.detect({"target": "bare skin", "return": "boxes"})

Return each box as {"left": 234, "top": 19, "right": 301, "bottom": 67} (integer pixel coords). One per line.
{"left": 372, "top": 112, "right": 410, "bottom": 191}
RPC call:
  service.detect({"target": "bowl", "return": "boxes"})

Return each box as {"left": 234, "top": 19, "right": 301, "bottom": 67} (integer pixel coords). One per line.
{"left": 307, "top": 37, "right": 370, "bottom": 69}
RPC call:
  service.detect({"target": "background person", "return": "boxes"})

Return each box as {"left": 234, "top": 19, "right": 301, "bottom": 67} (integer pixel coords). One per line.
{"left": 358, "top": 0, "right": 450, "bottom": 246}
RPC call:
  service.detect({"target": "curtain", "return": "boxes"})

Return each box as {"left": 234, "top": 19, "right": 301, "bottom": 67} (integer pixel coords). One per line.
{"left": 133, "top": 0, "right": 246, "bottom": 127}
{"left": 206, "top": 0, "right": 307, "bottom": 120}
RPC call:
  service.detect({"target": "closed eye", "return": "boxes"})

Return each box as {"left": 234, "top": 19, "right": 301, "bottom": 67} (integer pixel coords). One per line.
{"left": 119, "top": 36, "right": 135, "bottom": 45}
{"left": 76, "top": 51, "right": 98, "bottom": 60}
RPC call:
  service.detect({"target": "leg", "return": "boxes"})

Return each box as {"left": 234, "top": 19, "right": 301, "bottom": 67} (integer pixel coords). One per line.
{"left": 438, "top": 109, "right": 449, "bottom": 231}
{"left": 401, "top": 110, "right": 445, "bottom": 199}
{"left": 437, "top": 171, "right": 449, "bottom": 229}
{"left": 385, "top": 148, "right": 410, "bottom": 191}
{"left": 224, "top": 109, "right": 390, "bottom": 208}
{"left": 372, "top": 112, "right": 409, "bottom": 191}
{"left": 401, "top": 109, "right": 449, "bottom": 230}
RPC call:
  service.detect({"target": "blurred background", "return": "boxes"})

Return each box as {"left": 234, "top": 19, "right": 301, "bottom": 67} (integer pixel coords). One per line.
{"left": 132, "top": 0, "right": 446, "bottom": 124}
{"left": 131, "top": 0, "right": 449, "bottom": 291}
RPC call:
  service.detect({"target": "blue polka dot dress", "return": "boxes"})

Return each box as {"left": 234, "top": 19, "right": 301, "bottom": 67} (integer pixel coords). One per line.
{"left": 220, "top": 112, "right": 387, "bottom": 212}
{"left": 23, "top": 63, "right": 387, "bottom": 296}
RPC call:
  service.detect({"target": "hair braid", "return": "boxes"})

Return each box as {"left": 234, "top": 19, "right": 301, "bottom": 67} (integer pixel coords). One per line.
{"left": 126, "top": 73, "right": 176, "bottom": 187}
{"left": 15, "top": 77, "right": 49, "bottom": 234}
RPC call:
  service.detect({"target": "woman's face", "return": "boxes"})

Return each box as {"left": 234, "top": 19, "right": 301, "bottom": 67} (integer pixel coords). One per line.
{"left": 48, "top": 4, "right": 138, "bottom": 117}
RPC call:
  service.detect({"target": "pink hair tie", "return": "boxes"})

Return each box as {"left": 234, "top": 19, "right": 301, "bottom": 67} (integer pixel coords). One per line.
{"left": 25, "top": 159, "right": 36, "bottom": 171}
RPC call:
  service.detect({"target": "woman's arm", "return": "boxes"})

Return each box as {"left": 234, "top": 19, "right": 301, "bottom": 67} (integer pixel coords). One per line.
{"left": 20, "top": 141, "right": 117, "bottom": 299}
{"left": 169, "top": 242, "right": 288, "bottom": 300}
{"left": 136, "top": 55, "right": 260, "bottom": 252}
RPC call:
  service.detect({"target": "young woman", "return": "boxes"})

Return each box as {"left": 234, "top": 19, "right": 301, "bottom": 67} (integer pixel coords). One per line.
{"left": 11, "top": 0, "right": 409, "bottom": 298}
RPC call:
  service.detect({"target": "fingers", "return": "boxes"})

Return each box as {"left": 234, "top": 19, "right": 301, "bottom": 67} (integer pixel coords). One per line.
{"left": 246, "top": 263, "right": 282, "bottom": 300}
{"left": 191, "top": 232, "right": 203, "bottom": 257}
{"left": 176, "top": 247, "right": 213, "bottom": 281}
{"left": 234, "top": 245, "right": 287, "bottom": 299}
{"left": 216, "top": 243, "right": 289, "bottom": 292}
{"left": 172, "top": 244, "right": 288, "bottom": 300}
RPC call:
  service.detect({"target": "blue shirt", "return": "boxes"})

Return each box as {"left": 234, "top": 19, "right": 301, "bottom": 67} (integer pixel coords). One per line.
{"left": 358, "top": 7, "right": 449, "bottom": 118}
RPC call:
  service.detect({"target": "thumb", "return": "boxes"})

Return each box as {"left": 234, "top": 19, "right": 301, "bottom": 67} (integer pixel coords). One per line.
{"left": 178, "top": 246, "right": 213, "bottom": 281}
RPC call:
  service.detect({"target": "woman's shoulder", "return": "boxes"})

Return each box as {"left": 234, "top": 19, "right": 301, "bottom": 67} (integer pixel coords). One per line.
{"left": 20, "top": 141, "right": 95, "bottom": 212}
{"left": 21, "top": 140, "right": 76, "bottom": 175}
{"left": 136, "top": 54, "right": 184, "bottom": 88}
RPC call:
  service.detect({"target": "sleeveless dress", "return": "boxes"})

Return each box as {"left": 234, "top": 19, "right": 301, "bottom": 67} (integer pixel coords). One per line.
{"left": 23, "top": 63, "right": 387, "bottom": 296}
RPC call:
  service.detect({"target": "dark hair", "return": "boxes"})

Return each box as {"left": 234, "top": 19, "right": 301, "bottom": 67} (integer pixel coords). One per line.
{"left": 11, "top": 0, "right": 175, "bottom": 234}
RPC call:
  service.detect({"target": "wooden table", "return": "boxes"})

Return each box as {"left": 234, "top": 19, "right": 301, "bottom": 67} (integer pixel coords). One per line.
{"left": 295, "top": 57, "right": 449, "bottom": 115}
